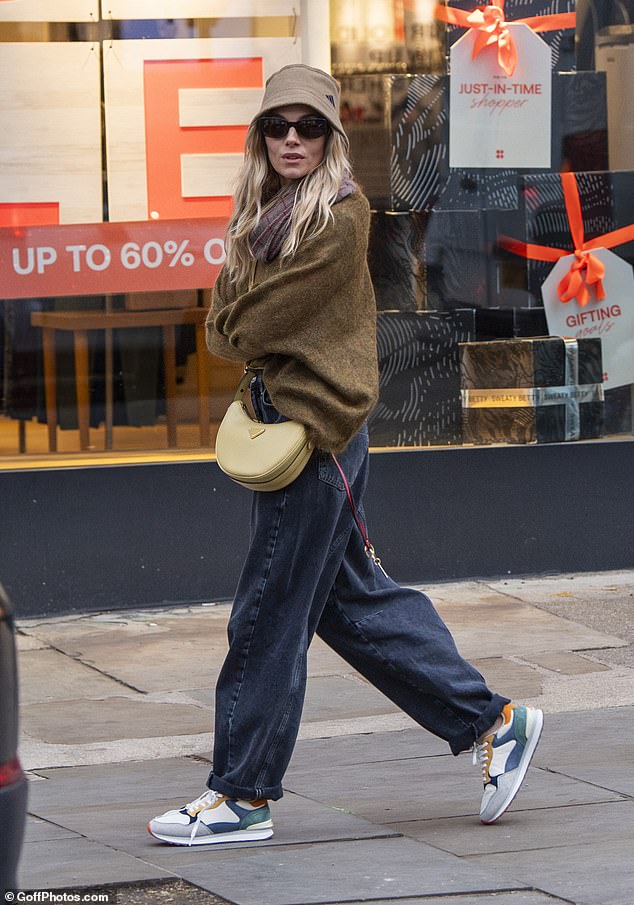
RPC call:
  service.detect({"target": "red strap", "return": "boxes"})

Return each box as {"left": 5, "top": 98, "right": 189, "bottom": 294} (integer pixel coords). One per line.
{"left": 433, "top": 2, "right": 576, "bottom": 77}
{"left": 331, "top": 453, "right": 383, "bottom": 568}
{"left": 499, "top": 172, "right": 634, "bottom": 307}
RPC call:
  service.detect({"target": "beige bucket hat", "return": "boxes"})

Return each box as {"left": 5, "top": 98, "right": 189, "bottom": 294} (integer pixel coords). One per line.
{"left": 255, "top": 64, "right": 346, "bottom": 137}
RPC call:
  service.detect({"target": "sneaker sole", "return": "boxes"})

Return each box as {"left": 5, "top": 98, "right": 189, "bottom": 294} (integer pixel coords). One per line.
{"left": 480, "top": 708, "right": 544, "bottom": 825}
{"left": 147, "top": 822, "right": 274, "bottom": 846}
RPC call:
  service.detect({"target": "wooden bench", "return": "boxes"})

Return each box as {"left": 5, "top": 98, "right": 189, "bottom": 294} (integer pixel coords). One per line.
{"left": 31, "top": 307, "right": 210, "bottom": 452}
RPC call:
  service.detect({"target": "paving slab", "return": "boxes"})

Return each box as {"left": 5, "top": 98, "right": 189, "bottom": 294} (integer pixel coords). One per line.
{"left": 287, "top": 727, "right": 448, "bottom": 771}
{"left": 18, "top": 836, "right": 173, "bottom": 889}
{"left": 19, "top": 607, "right": 230, "bottom": 646}
{"left": 532, "top": 707, "right": 634, "bottom": 796}
{"left": 19, "top": 729, "right": 215, "bottom": 773}
{"left": 429, "top": 590, "right": 626, "bottom": 659}
{"left": 184, "top": 674, "right": 401, "bottom": 724}
{"left": 307, "top": 637, "right": 356, "bottom": 676}
{"left": 178, "top": 836, "right": 521, "bottom": 905}
{"left": 15, "top": 631, "right": 48, "bottom": 651}
{"left": 523, "top": 670, "right": 634, "bottom": 715}
{"left": 23, "top": 814, "right": 80, "bottom": 843}
{"left": 485, "top": 572, "right": 634, "bottom": 623}
{"left": 325, "top": 897, "right": 566, "bottom": 905}
{"left": 523, "top": 651, "right": 610, "bottom": 675}
{"left": 27, "top": 758, "right": 214, "bottom": 810}
{"left": 21, "top": 610, "right": 232, "bottom": 693}
{"left": 468, "top": 838, "right": 634, "bottom": 905}
{"left": 21, "top": 696, "right": 210, "bottom": 744}
{"left": 391, "top": 799, "right": 634, "bottom": 856}
{"left": 584, "top": 643, "right": 634, "bottom": 669}
{"left": 285, "top": 754, "right": 624, "bottom": 824}
{"left": 30, "top": 791, "right": 399, "bottom": 867}
{"left": 17, "top": 649, "right": 126, "bottom": 703}
{"left": 471, "top": 657, "right": 543, "bottom": 698}
{"left": 485, "top": 575, "right": 634, "bottom": 668}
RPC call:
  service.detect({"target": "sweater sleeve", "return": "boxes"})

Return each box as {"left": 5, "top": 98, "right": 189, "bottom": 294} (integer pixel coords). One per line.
{"left": 206, "top": 193, "right": 378, "bottom": 452}
{"left": 211, "top": 199, "right": 369, "bottom": 361}
{"left": 205, "top": 267, "right": 246, "bottom": 363}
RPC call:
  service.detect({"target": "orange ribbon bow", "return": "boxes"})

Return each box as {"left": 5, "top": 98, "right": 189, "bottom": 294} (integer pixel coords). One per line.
{"left": 434, "top": 1, "right": 576, "bottom": 76}
{"left": 500, "top": 172, "right": 634, "bottom": 307}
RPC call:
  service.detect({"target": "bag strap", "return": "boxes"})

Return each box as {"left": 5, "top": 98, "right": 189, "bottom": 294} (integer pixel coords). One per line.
{"left": 238, "top": 369, "right": 384, "bottom": 572}
{"left": 234, "top": 367, "right": 259, "bottom": 403}
{"left": 331, "top": 453, "right": 386, "bottom": 574}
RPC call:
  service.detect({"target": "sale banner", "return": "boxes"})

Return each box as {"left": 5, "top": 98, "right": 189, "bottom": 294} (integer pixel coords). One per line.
{"left": 449, "top": 23, "right": 551, "bottom": 168}
{"left": 0, "top": 217, "right": 228, "bottom": 300}
{"left": 541, "top": 248, "right": 634, "bottom": 390}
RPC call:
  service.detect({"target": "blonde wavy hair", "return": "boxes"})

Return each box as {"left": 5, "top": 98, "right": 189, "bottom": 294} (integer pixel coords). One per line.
{"left": 224, "top": 117, "right": 352, "bottom": 284}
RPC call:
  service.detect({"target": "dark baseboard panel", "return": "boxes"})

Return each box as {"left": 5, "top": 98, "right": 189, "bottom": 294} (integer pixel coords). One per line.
{"left": 1, "top": 440, "right": 632, "bottom": 618}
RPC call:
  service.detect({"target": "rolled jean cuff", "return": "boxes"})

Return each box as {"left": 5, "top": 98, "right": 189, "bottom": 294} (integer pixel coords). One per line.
{"left": 449, "top": 694, "right": 511, "bottom": 756}
{"left": 206, "top": 772, "right": 284, "bottom": 802}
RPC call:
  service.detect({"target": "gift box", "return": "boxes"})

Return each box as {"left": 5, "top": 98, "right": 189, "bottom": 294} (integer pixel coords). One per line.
{"left": 424, "top": 210, "right": 492, "bottom": 307}
{"left": 368, "top": 211, "right": 428, "bottom": 311}
{"left": 366, "top": 208, "right": 528, "bottom": 313}
{"left": 604, "top": 384, "right": 633, "bottom": 436}
{"left": 516, "top": 171, "right": 634, "bottom": 299}
{"left": 497, "top": 171, "right": 634, "bottom": 425}
{"left": 474, "top": 307, "right": 549, "bottom": 339}
{"left": 369, "top": 309, "right": 475, "bottom": 446}
{"left": 341, "top": 71, "right": 607, "bottom": 211}
{"left": 460, "top": 336, "right": 605, "bottom": 443}
{"left": 422, "top": 208, "right": 541, "bottom": 309}
{"left": 442, "top": 0, "right": 577, "bottom": 73}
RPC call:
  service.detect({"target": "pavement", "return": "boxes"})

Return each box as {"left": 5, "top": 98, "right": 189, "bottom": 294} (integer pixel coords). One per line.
{"left": 13, "top": 569, "right": 634, "bottom": 905}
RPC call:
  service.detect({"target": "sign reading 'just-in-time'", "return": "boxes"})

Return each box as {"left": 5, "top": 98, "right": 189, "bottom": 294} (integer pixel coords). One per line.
{"left": 450, "top": 23, "right": 551, "bottom": 168}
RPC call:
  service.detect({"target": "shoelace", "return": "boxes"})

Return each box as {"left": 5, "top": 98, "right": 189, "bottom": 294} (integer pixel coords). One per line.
{"left": 185, "top": 789, "right": 222, "bottom": 845}
{"left": 472, "top": 736, "right": 493, "bottom": 782}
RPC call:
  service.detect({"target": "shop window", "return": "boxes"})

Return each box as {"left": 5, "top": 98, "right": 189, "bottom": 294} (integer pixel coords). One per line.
{"left": 0, "top": 2, "right": 632, "bottom": 467}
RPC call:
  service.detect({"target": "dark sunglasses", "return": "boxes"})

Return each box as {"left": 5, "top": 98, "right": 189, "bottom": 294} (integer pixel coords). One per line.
{"left": 259, "top": 115, "right": 330, "bottom": 140}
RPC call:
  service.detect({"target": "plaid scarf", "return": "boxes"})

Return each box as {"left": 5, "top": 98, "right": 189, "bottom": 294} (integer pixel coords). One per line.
{"left": 249, "top": 178, "right": 356, "bottom": 264}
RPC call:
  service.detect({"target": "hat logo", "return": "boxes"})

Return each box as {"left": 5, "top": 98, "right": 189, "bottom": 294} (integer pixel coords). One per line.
{"left": 325, "top": 94, "right": 336, "bottom": 107}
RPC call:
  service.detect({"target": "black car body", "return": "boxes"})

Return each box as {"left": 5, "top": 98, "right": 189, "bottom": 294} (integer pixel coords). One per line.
{"left": 0, "top": 584, "right": 27, "bottom": 893}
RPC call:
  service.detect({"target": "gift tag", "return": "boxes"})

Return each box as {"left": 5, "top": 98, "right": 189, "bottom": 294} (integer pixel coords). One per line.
{"left": 449, "top": 23, "right": 551, "bottom": 169}
{"left": 541, "top": 247, "right": 634, "bottom": 390}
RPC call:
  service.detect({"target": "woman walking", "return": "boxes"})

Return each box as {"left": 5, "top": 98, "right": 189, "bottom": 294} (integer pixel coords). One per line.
{"left": 148, "top": 64, "right": 543, "bottom": 846}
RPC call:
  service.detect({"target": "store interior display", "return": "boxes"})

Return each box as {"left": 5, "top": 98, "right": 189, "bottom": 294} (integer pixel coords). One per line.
{"left": 1, "top": 294, "right": 197, "bottom": 433}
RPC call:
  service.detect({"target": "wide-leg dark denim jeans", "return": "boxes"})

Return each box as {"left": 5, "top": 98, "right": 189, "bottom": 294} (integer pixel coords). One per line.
{"left": 207, "top": 375, "right": 508, "bottom": 801}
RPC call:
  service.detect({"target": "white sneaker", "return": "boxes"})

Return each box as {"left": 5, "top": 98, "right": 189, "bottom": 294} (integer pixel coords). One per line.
{"left": 148, "top": 789, "right": 274, "bottom": 846}
{"left": 474, "top": 703, "right": 544, "bottom": 824}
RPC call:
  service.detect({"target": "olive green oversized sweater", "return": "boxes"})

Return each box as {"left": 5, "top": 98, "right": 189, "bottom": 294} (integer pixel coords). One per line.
{"left": 206, "top": 191, "right": 379, "bottom": 453}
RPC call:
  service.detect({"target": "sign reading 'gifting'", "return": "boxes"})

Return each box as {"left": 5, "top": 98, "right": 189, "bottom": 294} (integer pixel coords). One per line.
{"left": 449, "top": 23, "right": 551, "bottom": 168}
{"left": 500, "top": 172, "right": 634, "bottom": 390}
{"left": 541, "top": 249, "right": 634, "bottom": 390}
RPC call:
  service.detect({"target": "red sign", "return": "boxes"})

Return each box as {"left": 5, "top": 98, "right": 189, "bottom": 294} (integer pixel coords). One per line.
{"left": 0, "top": 217, "right": 228, "bottom": 300}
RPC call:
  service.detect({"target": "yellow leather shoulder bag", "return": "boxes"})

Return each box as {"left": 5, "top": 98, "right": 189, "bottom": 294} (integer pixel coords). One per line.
{"left": 215, "top": 369, "right": 314, "bottom": 492}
